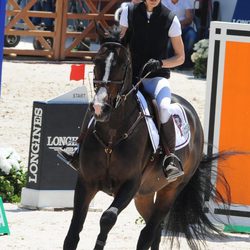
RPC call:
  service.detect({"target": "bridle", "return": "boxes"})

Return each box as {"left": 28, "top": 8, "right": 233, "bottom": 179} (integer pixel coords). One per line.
{"left": 91, "top": 41, "right": 151, "bottom": 157}
{"left": 93, "top": 41, "right": 151, "bottom": 109}
{"left": 93, "top": 42, "right": 130, "bottom": 86}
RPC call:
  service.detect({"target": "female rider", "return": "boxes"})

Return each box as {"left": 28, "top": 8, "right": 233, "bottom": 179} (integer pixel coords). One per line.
{"left": 119, "top": 0, "right": 185, "bottom": 181}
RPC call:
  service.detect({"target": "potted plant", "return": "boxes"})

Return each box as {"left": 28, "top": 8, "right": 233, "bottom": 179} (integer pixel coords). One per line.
{"left": 191, "top": 39, "right": 209, "bottom": 78}
{"left": 0, "top": 147, "right": 27, "bottom": 203}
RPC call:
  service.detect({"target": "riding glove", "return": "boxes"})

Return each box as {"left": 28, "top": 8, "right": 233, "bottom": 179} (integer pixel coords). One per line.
{"left": 142, "top": 59, "right": 163, "bottom": 76}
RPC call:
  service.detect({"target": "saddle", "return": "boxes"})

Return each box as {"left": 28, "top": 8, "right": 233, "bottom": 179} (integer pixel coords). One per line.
{"left": 136, "top": 90, "right": 191, "bottom": 153}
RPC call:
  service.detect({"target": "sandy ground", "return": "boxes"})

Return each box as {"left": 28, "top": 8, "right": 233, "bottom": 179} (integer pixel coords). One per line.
{"left": 1, "top": 61, "right": 250, "bottom": 249}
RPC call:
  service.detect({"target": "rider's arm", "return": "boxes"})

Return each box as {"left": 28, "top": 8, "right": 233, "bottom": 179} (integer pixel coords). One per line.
{"left": 119, "top": 5, "right": 128, "bottom": 38}
{"left": 161, "top": 16, "right": 185, "bottom": 68}
{"left": 120, "top": 26, "right": 128, "bottom": 39}
{"left": 162, "top": 36, "right": 185, "bottom": 68}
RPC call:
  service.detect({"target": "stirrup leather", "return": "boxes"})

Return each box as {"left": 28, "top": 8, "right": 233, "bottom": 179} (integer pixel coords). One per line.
{"left": 162, "top": 153, "right": 184, "bottom": 182}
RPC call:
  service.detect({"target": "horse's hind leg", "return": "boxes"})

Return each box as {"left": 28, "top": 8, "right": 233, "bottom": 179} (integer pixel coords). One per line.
{"left": 63, "top": 176, "right": 97, "bottom": 250}
{"left": 151, "top": 224, "right": 163, "bottom": 250}
{"left": 135, "top": 194, "right": 162, "bottom": 250}
{"left": 94, "top": 179, "right": 140, "bottom": 250}
{"left": 135, "top": 189, "right": 178, "bottom": 250}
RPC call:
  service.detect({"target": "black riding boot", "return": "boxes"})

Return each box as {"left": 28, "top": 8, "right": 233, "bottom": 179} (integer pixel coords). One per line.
{"left": 57, "top": 142, "right": 80, "bottom": 171}
{"left": 57, "top": 108, "right": 91, "bottom": 171}
{"left": 160, "top": 116, "right": 184, "bottom": 182}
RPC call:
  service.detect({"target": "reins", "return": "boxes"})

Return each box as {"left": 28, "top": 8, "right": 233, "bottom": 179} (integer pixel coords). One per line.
{"left": 92, "top": 41, "right": 153, "bottom": 163}
{"left": 118, "top": 71, "right": 151, "bottom": 103}
{"left": 114, "top": 58, "right": 152, "bottom": 108}
{"left": 94, "top": 41, "right": 152, "bottom": 107}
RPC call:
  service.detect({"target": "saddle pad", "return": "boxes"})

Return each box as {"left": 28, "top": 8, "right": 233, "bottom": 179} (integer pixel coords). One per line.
{"left": 137, "top": 91, "right": 159, "bottom": 153}
{"left": 137, "top": 91, "right": 190, "bottom": 151}
{"left": 169, "top": 103, "right": 191, "bottom": 150}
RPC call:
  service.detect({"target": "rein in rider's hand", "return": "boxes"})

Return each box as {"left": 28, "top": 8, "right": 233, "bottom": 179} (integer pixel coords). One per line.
{"left": 142, "top": 58, "right": 162, "bottom": 75}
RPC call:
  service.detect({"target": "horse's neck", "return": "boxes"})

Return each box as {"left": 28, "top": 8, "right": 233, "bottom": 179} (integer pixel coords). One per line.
{"left": 95, "top": 94, "right": 139, "bottom": 140}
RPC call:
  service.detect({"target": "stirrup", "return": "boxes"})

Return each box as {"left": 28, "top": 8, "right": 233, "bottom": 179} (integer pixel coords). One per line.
{"left": 57, "top": 148, "right": 78, "bottom": 171}
{"left": 162, "top": 154, "right": 184, "bottom": 182}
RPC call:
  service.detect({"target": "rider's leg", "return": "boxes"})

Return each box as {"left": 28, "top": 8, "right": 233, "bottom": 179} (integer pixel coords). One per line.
{"left": 142, "top": 77, "right": 184, "bottom": 182}
{"left": 160, "top": 116, "right": 184, "bottom": 181}
{"left": 57, "top": 106, "right": 91, "bottom": 170}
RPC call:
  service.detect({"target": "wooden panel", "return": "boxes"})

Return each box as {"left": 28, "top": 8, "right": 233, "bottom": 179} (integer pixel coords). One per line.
{"left": 4, "top": 48, "right": 53, "bottom": 56}
{"left": 6, "top": 10, "right": 57, "bottom": 18}
{"left": 53, "top": 0, "right": 64, "bottom": 60}
{"left": 6, "top": 29, "right": 54, "bottom": 37}
{"left": 4, "top": 0, "right": 121, "bottom": 60}
{"left": 5, "top": 0, "right": 37, "bottom": 30}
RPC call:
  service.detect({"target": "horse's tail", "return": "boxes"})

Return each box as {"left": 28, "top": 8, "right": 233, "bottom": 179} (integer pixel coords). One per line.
{"left": 164, "top": 151, "right": 234, "bottom": 249}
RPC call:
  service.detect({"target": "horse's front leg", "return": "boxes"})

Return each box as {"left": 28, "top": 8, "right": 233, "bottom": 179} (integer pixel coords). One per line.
{"left": 63, "top": 176, "right": 97, "bottom": 250}
{"left": 93, "top": 178, "right": 140, "bottom": 250}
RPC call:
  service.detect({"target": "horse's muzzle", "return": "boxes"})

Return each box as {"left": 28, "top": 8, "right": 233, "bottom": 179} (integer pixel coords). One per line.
{"left": 89, "top": 102, "right": 112, "bottom": 122}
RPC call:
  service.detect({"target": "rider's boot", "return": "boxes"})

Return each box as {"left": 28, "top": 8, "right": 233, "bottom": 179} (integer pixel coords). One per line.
{"left": 57, "top": 108, "right": 91, "bottom": 171}
{"left": 160, "top": 116, "right": 184, "bottom": 182}
{"left": 57, "top": 139, "right": 81, "bottom": 171}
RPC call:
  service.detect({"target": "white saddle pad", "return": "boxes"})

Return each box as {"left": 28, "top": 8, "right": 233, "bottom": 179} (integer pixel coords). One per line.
{"left": 137, "top": 92, "right": 190, "bottom": 152}
{"left": 137, "top": 91, "right": 159, "bottom": 153}
{"left": 169, "top": 103, "right": 191, "bottom": 150}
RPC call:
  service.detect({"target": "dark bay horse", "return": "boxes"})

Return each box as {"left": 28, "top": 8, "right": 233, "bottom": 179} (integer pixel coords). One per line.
{"left": 63, "top": 26, "right": 230, "bottom": 250}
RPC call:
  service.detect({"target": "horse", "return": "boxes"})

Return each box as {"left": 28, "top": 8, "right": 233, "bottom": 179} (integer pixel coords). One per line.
{"left": 63, "top": 25, "right": 231, "bottom": 250}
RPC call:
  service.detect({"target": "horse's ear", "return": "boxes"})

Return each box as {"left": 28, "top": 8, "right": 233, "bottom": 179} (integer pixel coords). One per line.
{"left": 95, "top": 21, "right": 108, "bottom": 43}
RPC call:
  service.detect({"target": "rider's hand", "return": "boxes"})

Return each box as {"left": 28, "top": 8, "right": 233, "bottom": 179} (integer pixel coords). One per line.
{"left": 142, "top": 59, "right": 163, "bottom": 76}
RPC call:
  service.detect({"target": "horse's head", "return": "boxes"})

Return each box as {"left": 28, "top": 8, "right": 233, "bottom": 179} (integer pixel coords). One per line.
{"left": 90, "top": 23, "right": 132, "bottom": 122}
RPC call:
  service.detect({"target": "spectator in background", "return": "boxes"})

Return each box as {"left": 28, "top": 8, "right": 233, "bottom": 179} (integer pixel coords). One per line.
{"left": 32, "top": 0, "right": 55, "bottom": 30}
{"left": 162, "top": 0, "right": 197, "bottom": 68}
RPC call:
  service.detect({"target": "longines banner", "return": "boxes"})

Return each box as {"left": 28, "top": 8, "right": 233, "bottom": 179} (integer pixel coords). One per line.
{"left": 26, "top": 101, "right": 88, "bottom": 190}
{"left": 232, "top": 0, "right": 250, "bottom": 23}
{"left": 216, "top": 0, "right": 250, "bottom": 23}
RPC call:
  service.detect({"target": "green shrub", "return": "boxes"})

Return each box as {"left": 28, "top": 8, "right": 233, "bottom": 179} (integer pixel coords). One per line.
{"left": 0, "top": 147, "right": 27, "bottom": 203}
{"left": 191, "top": 39, "right": 209, "bottom": 78}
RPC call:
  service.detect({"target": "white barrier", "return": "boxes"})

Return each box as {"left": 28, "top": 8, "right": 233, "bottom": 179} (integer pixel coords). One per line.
{"left": 204, "top": 21, "right": 250, "bottom": 233}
